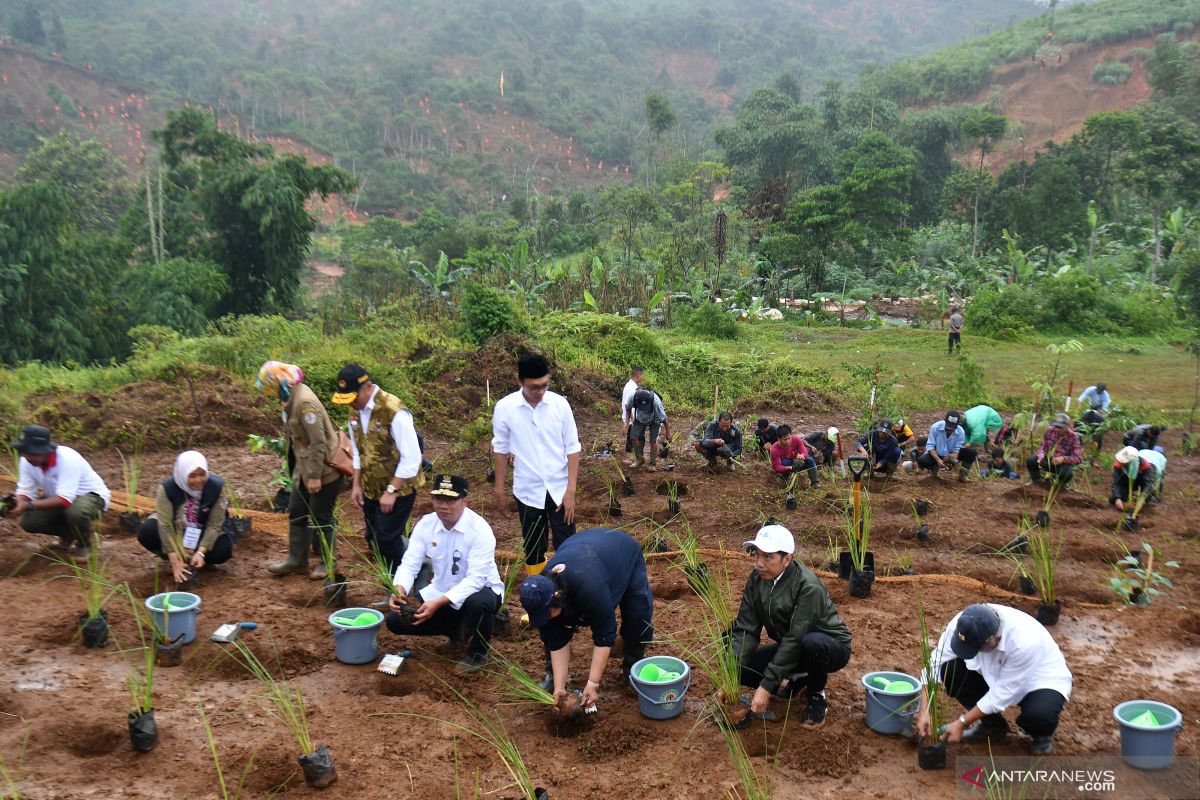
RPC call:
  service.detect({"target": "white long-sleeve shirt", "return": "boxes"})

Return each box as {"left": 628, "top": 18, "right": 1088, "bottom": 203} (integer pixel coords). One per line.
{"left": 347, "top": 386, "right": 421, "bottom": 479}
{"left": 1078, "top": 385, "right": 1111, "bottom": 411}
{"left": 16, "top": 446, "right": 111, "bottom": 510}
{"left": 491, "top": 389, "right": 581, "bottom": 507}
{"left": 931, "top": 604, "right": 1072, "bottom": 715}
{"left": 620, "top": 379, "right": 639, "bottom": 424}
{"left": 393, "top": 507, "right": 503, "bottom": 608}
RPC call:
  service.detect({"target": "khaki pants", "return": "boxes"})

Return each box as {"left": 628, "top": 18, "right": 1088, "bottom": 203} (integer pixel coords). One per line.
{"left": 19, "top": 493, "right": 105, "bottom": 546}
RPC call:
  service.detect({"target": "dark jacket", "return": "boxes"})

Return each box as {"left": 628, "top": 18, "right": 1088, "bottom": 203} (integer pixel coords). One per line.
{"left": 857, "top": 430, "right": 901, "bottom": 464}
{"left": 754, "top": 424, "right": 779, "bottom": 449}
{"left": 730, "top": 562, "right": 852, "bottom": 694}
{"left": 1110, "top": 458, "right": 1156, "bottom": 503}
{"left": 702, "top": 420, "right": 743, "bottom": 457}
{"left": 537, "top": 529, "right": 652, "bottom": 651}
{"left": 1123, "top": 425, "right": 1160, "bottom": 452}
{"left": 804, "top": 431, "right": 836, "bottom": 463}
{"left": 156, "top": 475, "right": 229, "bottom": 552}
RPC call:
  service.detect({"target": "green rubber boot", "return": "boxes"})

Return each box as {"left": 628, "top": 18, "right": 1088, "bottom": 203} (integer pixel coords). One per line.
{"left": 269, "top": 526, "right": 312, "bottom": 576}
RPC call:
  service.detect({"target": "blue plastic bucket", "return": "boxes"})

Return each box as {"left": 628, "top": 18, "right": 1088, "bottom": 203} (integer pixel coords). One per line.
{"left": 861, "top": 671, "right": 921, "bottom": 735}
{"left": 145, "top": 592, "right": 201, "bottom": 645}
{"left": 628, "top": 655, "right": 690, "bottom": 720}
{"left": 1114, "top": 700, "right": 1183, "bottom": 770}
{"left": 328, "top": 607, "right": 384, "bottom": 665}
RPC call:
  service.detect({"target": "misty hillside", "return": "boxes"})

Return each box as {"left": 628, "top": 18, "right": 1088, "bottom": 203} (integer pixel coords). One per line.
{"left": 2, "top": 0, "right": 1043, "bottom": 212}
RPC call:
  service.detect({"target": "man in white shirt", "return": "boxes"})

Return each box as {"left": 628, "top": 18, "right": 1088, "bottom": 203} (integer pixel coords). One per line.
{"left": 918, "top": 603, "right": 1072, "bottom": 755}
{"left": 11, "top": 425, "right": 111, "bottom": 560}
{"left": 492, "top": 353, "right": 581, "bottom": 576}
{"left": 386, "top": 475, "right": 504, "bottom": 671}
{"left": 332, "top": 363, "right": 424, "bottom": 578}
{"left": 620, "top": 365, "right": 644, "bottom": 465}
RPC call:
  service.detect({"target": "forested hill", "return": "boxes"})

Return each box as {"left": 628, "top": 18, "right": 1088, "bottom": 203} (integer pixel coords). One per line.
{"left": 1, "top": 0, "right": 1042, "bottom": 213}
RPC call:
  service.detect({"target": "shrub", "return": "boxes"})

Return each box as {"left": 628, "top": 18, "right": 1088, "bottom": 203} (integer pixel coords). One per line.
{"left": 966, "top": 286, "right": 1036, "bottom": 341}
{"left": 1092, "top": 61, "right": 1133, "bottom": 85}
{"left": 458, "top": 282, "right": 526, "bottom": 345}
{"left": 679, "top": 302, "right": 740, "bottom": 339}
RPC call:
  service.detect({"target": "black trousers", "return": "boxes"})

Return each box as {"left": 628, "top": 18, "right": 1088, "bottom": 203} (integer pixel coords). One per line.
{"left": 949, "top": 331, "right": 962, "bottom": 353}
{"left": 1025, "top": 456, "right": 1075, "bottom": 485}
{"left": 516, "top": 492, "right": 575, "bottom": 566}
{"left": 136, "top": 518, "right": 233, "bottom": 564}
{"left": 363, "top": 491, "right": 417, "bottom": 577}
{"left": 386, "top": 587, "right": 501, "bottom": 658}
{"left": 917, "top": 447, "right": 977, "bottom": 476}
{"left": 288, "top": 475, "right": 343, "bottom": 558}
{"left": 737, "top": 632, "right": 851, "bottom": 695}
{"left": 940, "top": 658, "right": 1066, "bottom": 737}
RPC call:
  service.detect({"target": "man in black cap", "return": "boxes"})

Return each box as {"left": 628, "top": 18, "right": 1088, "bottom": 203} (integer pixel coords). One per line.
{"left": 916, "top": 411, "right": 976, "bottom": 481}
{"left": 10, "top": 425, "right": 111, "bottom": 559}
{"left": 332, "top": 363, "right": 424, "bottom": 580}
{"left": 386, "top": 475, "right": 504, "bottom": 671}
{"left": 518, "top": 528, "right": 653, "bottom": 707}
{"left": 917, "top": 603, "right": 1072, "bottom": 755}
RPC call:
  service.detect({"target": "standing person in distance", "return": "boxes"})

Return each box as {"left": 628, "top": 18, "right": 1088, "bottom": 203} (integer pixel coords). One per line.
{"left": 492, "top": 353, "right": 581, "bottom": 576}
{"left": 332, "top": 363, "right": 424, "bottom": 579}
{"left": 620, "top": 366, "right": 644, "bottom": 464}
{"left": 948, "top": 305, "right": 964, "bottom": 354}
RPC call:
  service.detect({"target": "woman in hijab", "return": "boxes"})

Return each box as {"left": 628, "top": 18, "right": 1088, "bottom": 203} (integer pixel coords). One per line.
{"left": 256, "top": 361, "right": 345, "bottom": 577}
{"left": 137, "top": 451, "right": 234, "bottom": 583}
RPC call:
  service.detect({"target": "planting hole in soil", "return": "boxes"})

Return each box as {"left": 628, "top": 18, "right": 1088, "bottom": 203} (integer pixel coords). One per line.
{"left": 299, "top": 744, "right": 338, "bottom": 788}
{"left": 546, "top": 691, "right": 594, "bottom": 738}
{"left": 79, "top": 610, "right": 109, "bottom": 648}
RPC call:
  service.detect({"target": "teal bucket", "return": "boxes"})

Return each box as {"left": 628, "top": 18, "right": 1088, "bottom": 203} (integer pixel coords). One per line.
{"left": 628, "top": 655, "right": 690, "bottom": 720}
{"left": 1114, "top": 700, "right": 1183, "bottom": 770}
{"left": 861, "top": 671, "right": 921, "bottom": 735}
{"left": 328, "top": 607, "right": 383, "bottom": 665}
{"left": 145, "top": 592, "right": 201, "bottom": 645}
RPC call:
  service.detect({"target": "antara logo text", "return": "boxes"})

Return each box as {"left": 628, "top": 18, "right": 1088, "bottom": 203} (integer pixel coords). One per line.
{"left": 961, "top": 765, "right": 1117, "bottom": 793}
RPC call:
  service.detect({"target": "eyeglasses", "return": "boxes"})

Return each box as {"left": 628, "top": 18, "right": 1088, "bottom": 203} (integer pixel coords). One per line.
{"left": 451, "top": 549, "right": 463, "bottom": 576}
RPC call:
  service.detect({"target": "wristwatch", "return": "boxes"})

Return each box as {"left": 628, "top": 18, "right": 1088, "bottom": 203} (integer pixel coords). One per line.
{"left": 958, "top": 714, "right": 968, "bottom": 726}
{"left": 385, "top": 484, "right": 398, "bottom": 494}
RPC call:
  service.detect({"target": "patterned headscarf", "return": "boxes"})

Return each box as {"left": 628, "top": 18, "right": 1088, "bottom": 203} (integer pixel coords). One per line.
{"left": 256, "top": 361, "right": 305, "bottom": 403}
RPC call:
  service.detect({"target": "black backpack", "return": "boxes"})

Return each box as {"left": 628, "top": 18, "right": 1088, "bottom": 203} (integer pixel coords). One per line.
{"left": 631, "top": 389, "right": 660, "bottom": 422}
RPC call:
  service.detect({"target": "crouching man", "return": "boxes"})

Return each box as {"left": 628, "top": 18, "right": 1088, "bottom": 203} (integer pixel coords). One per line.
{"left": 386, "top": 475, "right": 504, "bottom": 672}
{"left": 918, "top": 603, "right": 1071, "bottom": 755}
{"left": 731, "top": 525, "right": 852, "bottom": 728}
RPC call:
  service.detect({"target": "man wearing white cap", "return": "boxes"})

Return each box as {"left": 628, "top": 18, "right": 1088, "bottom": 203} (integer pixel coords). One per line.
{"left": 1110, "top": 446, "right": 1159, "bottom": 511}
{"left": 803, "top": 427, "right": 838, "bottom": 466}
{"left": 730, "top": 525, "right": 853, "bottom": 728}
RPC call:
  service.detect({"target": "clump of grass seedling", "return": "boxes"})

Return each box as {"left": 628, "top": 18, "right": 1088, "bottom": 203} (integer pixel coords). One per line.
{"left": 843, "top": 489, "right": 872, "bottom": 572}
{"left": 1026, "top": 526, "right": 1060, "bottom": 606}
{"left": 229, "top": 640, "right": 314, "bottom": 757}
{"left": 46, "top": 530, "right": 120, "bottom": 629}
{"left": 489, "top": 649, "right": 555, "bottom": 706}
{"left": 916, "top": 596, "right": 944, "bottom": 743}
{"left": 377, "top": 667, "right": 542, "bottom": 799}
{"left": 198, "top": 699, "right": 260, "bottom": 800}
{"left": 347, "top": 536, "right": 399, "bottom": 600}
{"left": 713, "top": 697, "right": 773, "bottom": 800}
{"left": 122, "top": 586, "right": 158, "bottom": 717}
{"left": 117, "top": 447, "right": 143, "bottom": 513}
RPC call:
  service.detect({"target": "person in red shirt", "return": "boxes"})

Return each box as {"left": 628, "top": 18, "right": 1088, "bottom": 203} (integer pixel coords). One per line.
{"left": 769, "top": 425, "right": 819, "bottom": 487}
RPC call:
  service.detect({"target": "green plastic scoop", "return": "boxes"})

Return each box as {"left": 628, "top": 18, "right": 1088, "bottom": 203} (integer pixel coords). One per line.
{"left": 332, "top": 612, "right": 378, "bottom": 627}
{"left": 638, "top": 664, "right": 681, "bottom": 682}
{"left": 1131, "top": 710, "right": 1160, "bottom": 727}
{"left": 162, "top": 594, "right": 189, "bottom": 611}
{"left": 872, "top": 676, "right": 916, "bottom": 693}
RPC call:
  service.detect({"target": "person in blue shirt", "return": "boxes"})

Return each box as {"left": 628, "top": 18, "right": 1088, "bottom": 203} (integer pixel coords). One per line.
{"left": 916, "top": 410, "right": 977, "bottom": 481}
{"left": 519, "top": 528, "right": 654, "bottom": 708}
{"left": 854, "top": 422, "right": 903, "bottom": 477}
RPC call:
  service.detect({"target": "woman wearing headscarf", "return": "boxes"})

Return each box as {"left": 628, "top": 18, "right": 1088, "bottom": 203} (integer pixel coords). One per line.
{"left": 256, "top": 361, "right": 345, "bottom": 577}
{"left": 137, "top": 451, "right": 234, "bottom": 583}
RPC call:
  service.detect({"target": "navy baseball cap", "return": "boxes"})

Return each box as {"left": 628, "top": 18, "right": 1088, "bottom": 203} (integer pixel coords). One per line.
{"left": 951, "top": 604, "right": 1001, "bottom": 659}
{"left": 519, "top": 575, "right": 556, "bottom": 628}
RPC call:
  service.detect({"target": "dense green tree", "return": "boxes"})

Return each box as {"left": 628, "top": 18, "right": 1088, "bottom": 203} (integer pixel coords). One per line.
{"left": 961, "top": 110, "right": 1007, "bottom": 256}
{"left": 154, "top": 107, "right": 356, "bottom": 315}
{"left": 12, "top": 3, "right": 45, "bottom": 46}
{"left": 121, "top": 257, "right": 227, "bottom": 335}
{"left": 14, "top": 132, "right": 131, "bottom": 234}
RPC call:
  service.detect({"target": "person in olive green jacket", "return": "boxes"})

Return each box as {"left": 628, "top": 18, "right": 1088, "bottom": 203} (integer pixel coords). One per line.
{"left": 731, "top": 525, "right": 853, "bottom": 729}
{"left": 257, "top": 362, "right": 345, "bottom": 577}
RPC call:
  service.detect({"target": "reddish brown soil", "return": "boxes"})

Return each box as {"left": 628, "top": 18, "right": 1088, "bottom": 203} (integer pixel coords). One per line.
{"left": 1, "top": 394, "right": 1197, "bottom": 798}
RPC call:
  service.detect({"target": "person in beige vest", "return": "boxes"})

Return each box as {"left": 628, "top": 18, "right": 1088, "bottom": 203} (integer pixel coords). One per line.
{"left": 332, "top": 363, "right": 424, "bottom": 578}
{"left": 256, "top": 362, "right": 345, "bottom": 577}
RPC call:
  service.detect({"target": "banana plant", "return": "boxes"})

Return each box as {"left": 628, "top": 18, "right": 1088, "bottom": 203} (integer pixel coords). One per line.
{"left": 409, "top": 251, "right": 472, "bottom": 300}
